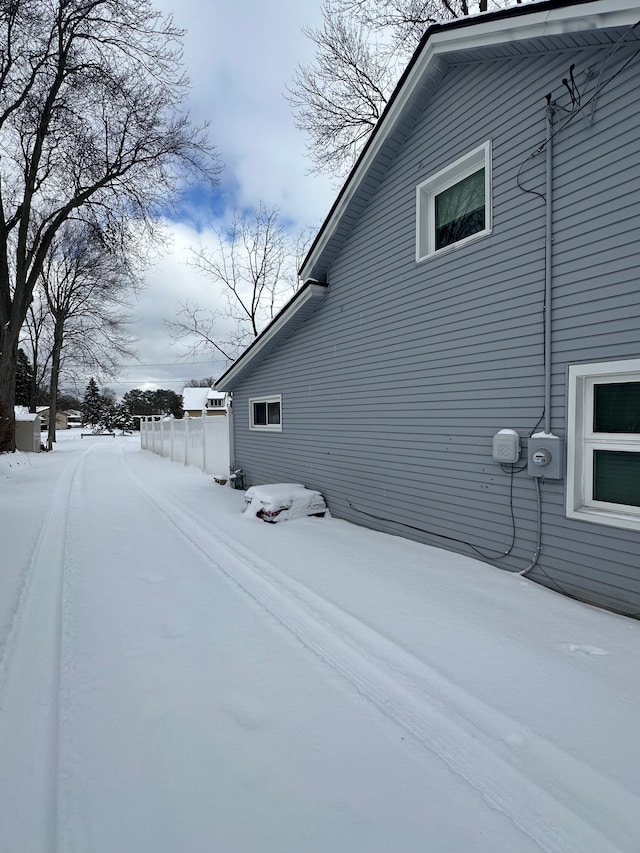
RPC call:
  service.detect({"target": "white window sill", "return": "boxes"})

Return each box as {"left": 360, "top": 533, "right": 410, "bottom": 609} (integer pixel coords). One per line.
{"left": 567, "top": 505, "right": 640, "bottom": 533}
{"left": 416, "top": 227, "right": 492, "bottom": 264}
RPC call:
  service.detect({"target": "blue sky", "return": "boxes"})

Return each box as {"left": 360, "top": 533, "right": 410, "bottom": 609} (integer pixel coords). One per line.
{"left": 109, "top": 0, "right": 335, "bottom": 396}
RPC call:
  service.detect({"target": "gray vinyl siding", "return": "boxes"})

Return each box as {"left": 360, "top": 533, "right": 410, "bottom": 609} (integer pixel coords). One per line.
{"left": 231, "top": 43, "right": 640, "bottom": 616}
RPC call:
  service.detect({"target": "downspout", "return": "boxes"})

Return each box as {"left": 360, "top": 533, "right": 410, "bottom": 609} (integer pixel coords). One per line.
{"left": 227, "top": 392, "right": 236, "bottom": 474}
{"left": 521, "top": 103, "right": 554, "bottom": 578}
{"left": 202, "top": 413, "right": 207, "bottom": 473}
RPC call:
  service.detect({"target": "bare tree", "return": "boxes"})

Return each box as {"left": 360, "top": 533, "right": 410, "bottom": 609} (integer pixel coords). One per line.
{"left": 0, "top": 0, "right": 220, "bottom": 452}
{"left": 288, "top": 0, "right": 525, "bottom": 178}
{"left": 39, "top": 221, "right": 139, "bottom": 448}
{"left": 168, "top": 204, "right": 313, "bottom": 362}
{"left": 185, "top": 377, "right": 218, "bottom": 387}
{"left": 21, "top": 296, "right": 55, "bottom": 411}
{"left": 287, "top": 10, "right": 394, "bottom": 179}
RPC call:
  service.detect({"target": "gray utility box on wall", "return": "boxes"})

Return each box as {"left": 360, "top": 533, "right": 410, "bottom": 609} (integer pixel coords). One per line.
{"left": 527, "top": 434, "right": 564, "bottom": 479}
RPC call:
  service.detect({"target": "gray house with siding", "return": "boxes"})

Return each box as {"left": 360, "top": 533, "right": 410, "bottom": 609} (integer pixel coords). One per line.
{"left": 216, "top": 0, "right": 640, "bottom": 617}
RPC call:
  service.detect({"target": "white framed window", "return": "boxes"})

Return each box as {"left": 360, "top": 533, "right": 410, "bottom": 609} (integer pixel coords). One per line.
{"left": 416, "top": 141, "right": 492, "bottom": 262}
{"left": 249, "top": 395, "right": 282, "bottom": 432}
{"left": 567, "top": 359, "right": 640, "bottom": 531}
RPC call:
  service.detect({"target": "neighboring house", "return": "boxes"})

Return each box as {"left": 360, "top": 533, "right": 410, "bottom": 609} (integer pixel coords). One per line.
{"left": 206, "top": 388, "right": 227, "bottom": 415}
{"left": 14, "top": 407, "right": 41, "bottom": 452}
{"left": 36, "top": 407, "right": 69, "bottom": 431}
{"left": 65, "top": 410, "right": 82, "bottom": 428}
{"left": 215, "top": 0, "right": 640, "bottom": 617}
{"left": 182, "top": 387, "right": 209, "bottom": 417}
{"left": 182, "top": 387, "right": 227, "bottom": 417}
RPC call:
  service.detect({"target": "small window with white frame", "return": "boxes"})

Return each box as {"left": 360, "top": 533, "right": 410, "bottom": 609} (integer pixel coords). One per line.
{"left": 567, "top": 359, "right": 640, "bottom": 531}
{"left": 249, "top": 394, "right": 282, "bottom": 431}
{"left": 416, "top": 141, "right": 492, "bottom": 262}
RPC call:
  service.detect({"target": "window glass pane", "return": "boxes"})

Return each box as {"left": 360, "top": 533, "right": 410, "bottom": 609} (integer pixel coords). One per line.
{"left": 594, "top": 382, "right": 640, "bottom": 433}
{"left": 267, "top": 401, "right": 280, "bottom": 424}
{"left": 435, "top": 168, "right": 485, "bottom": 250}
{"left": 593, "top": 450, "right": 640, "bottom": 507}
{"left": 253, "top": 402, "right": 267, "bottom": 425}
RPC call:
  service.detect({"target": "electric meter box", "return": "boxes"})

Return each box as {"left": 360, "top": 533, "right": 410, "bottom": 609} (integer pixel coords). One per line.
{"left": 527, "top": 434, "right": 564, "bottom": 479}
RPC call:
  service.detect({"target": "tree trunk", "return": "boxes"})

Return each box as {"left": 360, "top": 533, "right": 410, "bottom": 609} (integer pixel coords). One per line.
{"left": 29, "top": 371, "right": 38, "bottom": 413}
{"left": 29, "top": 335, "right": 41, "bottom": 413}
{"left": 47, "top": 317, "right": 64, "bottom": 451}
{"left": 0, "top": 345, "right": 18, "bottom": 453}
{"left": 0, "top": 243, "right": 33, "bottom": 451}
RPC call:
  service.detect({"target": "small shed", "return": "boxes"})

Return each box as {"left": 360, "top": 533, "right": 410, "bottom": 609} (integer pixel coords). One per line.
{"left": 14, "top": 407, "right": 41, "bottom": 452}
{"left": 36, "top": 407, "right": 69, "bottom": 430}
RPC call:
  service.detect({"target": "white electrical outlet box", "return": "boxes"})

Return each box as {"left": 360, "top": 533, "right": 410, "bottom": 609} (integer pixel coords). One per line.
{"left": 492, "top": 429, "right": 521, "bottom": 464}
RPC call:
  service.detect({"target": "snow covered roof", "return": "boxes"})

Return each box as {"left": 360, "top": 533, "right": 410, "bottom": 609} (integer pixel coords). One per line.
{"left": 182, "top": 387, "right": 210, "bottom": 411}
{"left": 14, "top": 406, "right": 39, "bottom": 422}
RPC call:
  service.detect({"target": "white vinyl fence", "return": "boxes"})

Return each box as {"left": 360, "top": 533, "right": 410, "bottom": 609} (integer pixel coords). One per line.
{"left": 140, "top": 415, "right": 230, "bottom": 477}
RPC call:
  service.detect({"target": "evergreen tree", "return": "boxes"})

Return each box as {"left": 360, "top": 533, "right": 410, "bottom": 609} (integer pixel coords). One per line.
{"left": 15, "top": 350, "right": 34, "bottom": 408}
{"left": 81, "top": 378, "right": 102, "bottom": 427}
{"left": 122, "top": 389, "right": 151, "bottom": 417}
{"left": 113, "top": 402, "right": 135, "bottom": 434}
{"left": 97, "top": 389, "right": 117, "bottom": 431}
{"left": 150, "top": 389, "right": 184, "bottom": 419}
{"left": 122, "top": 388, "right": 183, "bottom": 420}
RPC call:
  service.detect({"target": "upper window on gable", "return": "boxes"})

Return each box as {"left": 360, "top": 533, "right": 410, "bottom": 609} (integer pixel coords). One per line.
{"left": 416, "top": 141, "right": 492, "bottom": 262}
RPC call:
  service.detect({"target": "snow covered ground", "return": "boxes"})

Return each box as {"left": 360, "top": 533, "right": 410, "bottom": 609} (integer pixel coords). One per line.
{"left": 1, "top": 432, "right": 639, "bottom": 853}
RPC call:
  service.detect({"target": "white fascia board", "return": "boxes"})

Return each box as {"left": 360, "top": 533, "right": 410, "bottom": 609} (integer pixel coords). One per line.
{"left": 300, "top": 0, "right": 640, "bottom": 282}
{"left": 431, "top": 2, "right": 639, "bottom": 52}
{"left": 214, "top": 282, "right": 327, "bottom": 391}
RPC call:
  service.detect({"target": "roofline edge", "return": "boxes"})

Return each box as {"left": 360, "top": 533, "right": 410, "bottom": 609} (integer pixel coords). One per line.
{"left": 214, "top": 281, "right": 328, "bottom": 391}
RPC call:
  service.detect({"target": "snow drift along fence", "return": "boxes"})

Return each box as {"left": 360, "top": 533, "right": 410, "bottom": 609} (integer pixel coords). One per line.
{"left": 140, "top": 416, "right": 230, "bottom": 477}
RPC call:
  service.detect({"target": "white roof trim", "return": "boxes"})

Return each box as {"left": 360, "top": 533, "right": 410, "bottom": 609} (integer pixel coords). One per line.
{"left": 300, "top": 0, "right": 640, "bottom": 281}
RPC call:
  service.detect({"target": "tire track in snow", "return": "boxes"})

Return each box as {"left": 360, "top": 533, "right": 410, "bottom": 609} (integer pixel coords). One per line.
{"left": 123, "top": 454, "right": 639, "bottom": 853}
{"left": 0, "top": 444, "right": 92, "bottom": 853}
{"left": 0, "top": 459, "right": 74, "bottom": 682}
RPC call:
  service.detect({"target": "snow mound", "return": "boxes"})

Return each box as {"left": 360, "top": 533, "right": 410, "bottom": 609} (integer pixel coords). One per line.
{"left": 244, "top": 483, "right": 327, "bottom": 523}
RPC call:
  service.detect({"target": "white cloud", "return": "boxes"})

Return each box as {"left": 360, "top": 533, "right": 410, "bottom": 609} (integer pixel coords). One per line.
{"left": 158, "top": 0, "right": 334, "bottom": 227}
{"left": 109, "top": 0, "right": 337, "bottom": 397}
{"left": 114, "top": 222, "right": 232, "bottom": 394}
